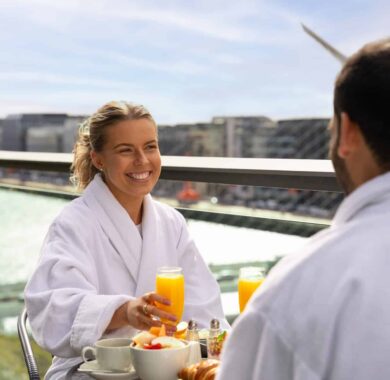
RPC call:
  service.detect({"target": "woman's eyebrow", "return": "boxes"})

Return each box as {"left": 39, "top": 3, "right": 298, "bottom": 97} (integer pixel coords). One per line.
{"left": 113, "top": 140, "right": 157, "bottom": 149}
{"left": 113, "top": 143, "right": 133, "bottom": 149}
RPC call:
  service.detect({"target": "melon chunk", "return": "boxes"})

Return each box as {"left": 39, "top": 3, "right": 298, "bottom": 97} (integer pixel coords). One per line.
{"left": 132, "top": 331, "right": 156, "bottom": 347}
{"left": 151, "top": 336, "right": 186, "bottom": 349}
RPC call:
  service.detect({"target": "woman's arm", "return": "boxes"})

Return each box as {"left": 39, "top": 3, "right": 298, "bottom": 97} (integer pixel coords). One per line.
{"left": 25, "top": 216, "right": 133, "bottom": 357}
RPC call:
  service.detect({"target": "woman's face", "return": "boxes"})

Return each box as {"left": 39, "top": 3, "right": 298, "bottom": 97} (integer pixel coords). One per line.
{"left": 92, "top": 118, "right": 161, "bottom": 205}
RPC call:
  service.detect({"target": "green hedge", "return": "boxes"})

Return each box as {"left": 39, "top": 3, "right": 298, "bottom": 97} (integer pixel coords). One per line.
{"left": 0, "top": 334, "right": 51, "bottom": 380}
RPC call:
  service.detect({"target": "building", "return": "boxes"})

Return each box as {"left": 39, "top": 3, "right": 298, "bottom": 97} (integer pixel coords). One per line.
{"left": 63, "top": 115, "right": 87, "bottom": 153}
{"left": 263, "top": 118, "right": 340, "bottom": 217}
{"left": 158, "top": 124, "right": 192, "bottom": 156}
{"left": 268, "top": 118, "right": 330, "bottom": 159}
{"left": 0, "top": 119, "right": 4, "bottom": 149}
{"left": 26, "top": 126, "right": 64, "bottom": 152}
{"left": 212, "top": 116, "right": 276, "bottom": 157}
{"left": 2, "top": 114, "right": 68, "bottom": 151}
{"left": 184, "top": 122, "right": 225, "bottom": 157}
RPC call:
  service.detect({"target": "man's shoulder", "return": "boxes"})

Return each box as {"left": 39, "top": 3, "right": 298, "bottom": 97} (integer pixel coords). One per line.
{"left": 272, "top": 212, "right": 389, "bottom": 281}
{"left": 254, "top": 222, "right": 374, "bottom": 311}
{"left": 254, "top": 215, "right": 390, "bottom": 327}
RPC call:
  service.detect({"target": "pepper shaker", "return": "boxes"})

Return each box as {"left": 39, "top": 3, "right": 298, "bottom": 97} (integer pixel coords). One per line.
{"left": 207, "top": 318, "right": 222, "bottom": 359}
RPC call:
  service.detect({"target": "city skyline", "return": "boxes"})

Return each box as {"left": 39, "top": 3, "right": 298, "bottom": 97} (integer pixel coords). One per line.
{"left": 1, "top": 0, "right": 388, "bottom": 124}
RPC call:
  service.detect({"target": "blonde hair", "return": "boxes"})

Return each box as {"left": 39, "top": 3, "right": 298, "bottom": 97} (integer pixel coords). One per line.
{"left": 70, "top": 100, "right": 156, "bottom": 190}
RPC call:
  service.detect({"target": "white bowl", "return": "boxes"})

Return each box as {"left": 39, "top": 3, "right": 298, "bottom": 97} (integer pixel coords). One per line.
{"left": 130, "top": 340, "right": 190, "bottom": 380}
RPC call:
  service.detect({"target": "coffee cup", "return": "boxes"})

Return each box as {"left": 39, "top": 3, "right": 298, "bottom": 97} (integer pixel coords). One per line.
{"left": 82, "top": 337, "right": 132, "bottom": 372}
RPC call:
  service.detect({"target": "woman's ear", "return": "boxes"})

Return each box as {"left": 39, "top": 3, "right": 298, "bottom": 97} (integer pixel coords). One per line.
{"left": 337, "top": 112, "right": 361, "bottom": 158}
{"left": 90, "top": 150, "right": 103, "bottom": 170}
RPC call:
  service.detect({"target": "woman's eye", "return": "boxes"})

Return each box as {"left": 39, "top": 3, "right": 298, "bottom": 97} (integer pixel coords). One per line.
{"left": 119, "top": 148, "right": 132, "bottom": 153}
{"left": 145, "top": 145, "right": 157, "bottom": 150}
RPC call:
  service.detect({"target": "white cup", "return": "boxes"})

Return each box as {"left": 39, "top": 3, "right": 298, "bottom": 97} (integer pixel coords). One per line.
{"left": 82, "top": 338, "right": 132, "bottom": 372}
{"left": 130, "top": 340, "right": 190, "bottom": 380}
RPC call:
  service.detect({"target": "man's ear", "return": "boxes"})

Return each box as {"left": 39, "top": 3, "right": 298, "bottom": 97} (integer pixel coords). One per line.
{"left": 90, "top": 150, "right": 103, "bottom": 170}
{"left": 337, "top": 112, "right": 361, "bottom": 158}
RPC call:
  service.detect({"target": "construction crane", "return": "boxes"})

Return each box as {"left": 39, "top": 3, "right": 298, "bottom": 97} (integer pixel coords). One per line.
{"left": 301, "top": 23, "right": 347, "bottom": 64}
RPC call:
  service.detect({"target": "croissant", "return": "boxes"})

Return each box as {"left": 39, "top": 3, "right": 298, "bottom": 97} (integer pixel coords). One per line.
{"left": 178, "top": 359, "right": 220, "bottom": 380}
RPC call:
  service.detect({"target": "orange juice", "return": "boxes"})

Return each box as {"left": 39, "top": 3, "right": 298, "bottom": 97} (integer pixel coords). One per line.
{"left": 156, "top": 267, "right": 184, "bottom": 324}
{"left": 238, "top": 277, "right": 264, "bottom": 312}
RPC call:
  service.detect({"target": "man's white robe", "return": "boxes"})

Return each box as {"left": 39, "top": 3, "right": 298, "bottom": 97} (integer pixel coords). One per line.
{"left": 25, "top": 175, "right": 228, "bottom": 379}
{"left": 217, "top": 172, "right": 390, "bottom": 380}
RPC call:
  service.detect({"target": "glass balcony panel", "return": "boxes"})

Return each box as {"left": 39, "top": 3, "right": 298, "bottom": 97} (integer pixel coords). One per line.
{"left": 0, "top": 171, "right": 343, "bottom": 333}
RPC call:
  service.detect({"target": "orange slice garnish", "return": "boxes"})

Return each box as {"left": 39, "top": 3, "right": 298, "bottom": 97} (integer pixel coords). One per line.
{"left": 159, "top": 324, "right": 166, "bottom": 337}
{"left": 148, "top": 326, "right": 161, "bottom": 336}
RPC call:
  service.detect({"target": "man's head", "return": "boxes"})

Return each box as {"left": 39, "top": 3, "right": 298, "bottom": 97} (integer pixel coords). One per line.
{"left": 329, "top": 38, "right": 390, "bottom": 194}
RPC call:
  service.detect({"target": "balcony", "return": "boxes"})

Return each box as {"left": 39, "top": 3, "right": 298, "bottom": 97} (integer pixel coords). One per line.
{"left": 0, "top": 149, "right": 340, "bottom": 318}
{"left": 0, "top": 149, "right": 342, "bottom": 376}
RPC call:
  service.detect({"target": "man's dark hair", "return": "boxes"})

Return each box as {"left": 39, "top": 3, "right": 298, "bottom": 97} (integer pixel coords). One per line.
{"left": 334, "top": 38, "right": 390, "bottom": 170}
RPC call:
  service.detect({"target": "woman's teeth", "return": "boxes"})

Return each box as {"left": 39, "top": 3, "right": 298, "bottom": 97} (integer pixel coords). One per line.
{"left": 128, "top": 172, "right": 150, "bottom": 180}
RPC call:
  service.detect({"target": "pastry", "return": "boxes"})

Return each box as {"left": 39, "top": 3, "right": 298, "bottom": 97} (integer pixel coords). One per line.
{"left": 179, "top": 359, "right": 220, "bottom": 380}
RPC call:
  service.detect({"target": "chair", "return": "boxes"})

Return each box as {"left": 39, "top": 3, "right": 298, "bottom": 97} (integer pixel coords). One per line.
{"left": 17, "top": 307, "right": 41, "bottom": 380}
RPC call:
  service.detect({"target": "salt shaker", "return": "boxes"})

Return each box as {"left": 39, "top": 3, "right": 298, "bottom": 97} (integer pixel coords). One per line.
{"left": 186, "top": 319, "right": 202, "bottom": 364}
{"left": 186, "top": 319, "right": 200, "bottom": 341}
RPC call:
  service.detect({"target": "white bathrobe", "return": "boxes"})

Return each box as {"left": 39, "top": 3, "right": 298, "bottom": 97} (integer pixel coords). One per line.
{"left": 25, "top": 174, "right": 228, "bottom": 379}
{"left": 217, "top": 171, "right": 390, "bottom": 380}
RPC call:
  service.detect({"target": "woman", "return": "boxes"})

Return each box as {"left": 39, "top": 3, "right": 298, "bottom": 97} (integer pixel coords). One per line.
{"left": 25, "top": 101, "right": 229, "bottom": 379}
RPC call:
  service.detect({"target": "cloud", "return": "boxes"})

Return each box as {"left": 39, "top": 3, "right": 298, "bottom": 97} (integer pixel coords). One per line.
{"left": 0, "top": 0, "right": 388, "bottom": 123}
{"left": 0, "top": 71, "right": 136, "bottom": 88}
{"left": 98, "top": 52, "right": 209, "bottom": 76}
{"left": 0, "top": 0, "right": 304, "bottom": 44}
{"left": 0, "top": 99, "right": 57, "bottom": 116}
{"left": 1, "top": 0, "right": 248, "bottom": 42}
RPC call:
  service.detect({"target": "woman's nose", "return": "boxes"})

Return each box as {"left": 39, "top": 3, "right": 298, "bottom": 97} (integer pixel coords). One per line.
{"left": 134, "top": 150, "right": 148, "bottom": 165}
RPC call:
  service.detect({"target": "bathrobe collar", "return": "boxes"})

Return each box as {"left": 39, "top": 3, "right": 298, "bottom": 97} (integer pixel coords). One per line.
{"left": 83, "top": 174, "right": 171, "bottom": 295}
{"left": 83, "top": 174, "right": 143, "bottom": 283}
{"left": 332, "top": 171, "right": 390, "bottom": 227}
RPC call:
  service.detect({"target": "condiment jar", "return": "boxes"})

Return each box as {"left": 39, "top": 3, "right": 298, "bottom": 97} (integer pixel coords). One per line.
{"left": 186, "top": 319, "right": 200, "bottom": 342}
{"left": 207, "top": 318, "right": 222, "bottom": 359}
{"left": 186, "top": 319, "right": 202, "bottom": 364}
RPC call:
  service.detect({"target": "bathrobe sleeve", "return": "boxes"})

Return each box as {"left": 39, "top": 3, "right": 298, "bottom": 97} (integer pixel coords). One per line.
{"left": 24, "top": 210, "right": 134, "bottom": 358}
{"left": 175, "top": 212, "right": 230, "bottom": 330}
{"left": 216, "top": 308, "right": 319, "bottom": 380}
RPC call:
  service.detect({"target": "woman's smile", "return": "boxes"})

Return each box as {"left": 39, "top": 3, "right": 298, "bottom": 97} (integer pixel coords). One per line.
{"left": 126, "top": 171, "right": 152, "bottom": 181}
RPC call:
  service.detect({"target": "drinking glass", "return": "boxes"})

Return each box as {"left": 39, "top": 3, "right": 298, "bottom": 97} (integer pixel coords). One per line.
{"left": 238, "top": 267, "right": 265, "bottom": 313}
{"left": 156, "top": 266, "right": 185, "bottom": 325}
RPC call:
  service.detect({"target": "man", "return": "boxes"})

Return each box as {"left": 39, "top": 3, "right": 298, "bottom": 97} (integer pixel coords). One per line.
{"left": 217, "top": 38, "right": 390, "bottom": 380}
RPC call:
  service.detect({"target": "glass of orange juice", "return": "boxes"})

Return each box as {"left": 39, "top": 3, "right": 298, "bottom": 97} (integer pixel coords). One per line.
{"left": 156, "top": 267, "right": 185, "bottom": 325}
{"left": 238, "top": 267, "right": 265, "bottom": 313}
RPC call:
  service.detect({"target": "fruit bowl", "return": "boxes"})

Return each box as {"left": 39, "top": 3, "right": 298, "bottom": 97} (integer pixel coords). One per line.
{"left": 130, "top": 340, "right": 190, "bottom": 380}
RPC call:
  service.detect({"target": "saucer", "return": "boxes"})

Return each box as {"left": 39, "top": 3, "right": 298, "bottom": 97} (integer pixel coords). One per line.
{"left": 78, "top": 360, "right": 138, "bottom": 380}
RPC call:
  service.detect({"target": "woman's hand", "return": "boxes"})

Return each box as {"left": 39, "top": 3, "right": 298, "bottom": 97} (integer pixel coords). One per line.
{"left": 125, "top": 292, "right": 177, "bottom": 334}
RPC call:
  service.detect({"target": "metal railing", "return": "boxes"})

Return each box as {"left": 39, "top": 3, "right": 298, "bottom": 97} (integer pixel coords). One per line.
{"left": 0, "top": 150, "right": 338, "bottom": 190}
{"left": 0, "top": 150, "right": 339, "bottom": 236}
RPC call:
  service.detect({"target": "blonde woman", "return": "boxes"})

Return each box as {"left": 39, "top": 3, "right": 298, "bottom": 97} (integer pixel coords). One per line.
{"left": 25, "top": 101, "right": 228, "bottom": 379}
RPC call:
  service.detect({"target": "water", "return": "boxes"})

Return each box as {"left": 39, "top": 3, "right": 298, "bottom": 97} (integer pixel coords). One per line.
{"left": 0, "top": 189, "right": 68, "bottom": 286}
{"left": 0, "top": 188, "right": 306, "bottom": 284}
{"left": 0, "top": 188, "right": 307, "bottom": 332}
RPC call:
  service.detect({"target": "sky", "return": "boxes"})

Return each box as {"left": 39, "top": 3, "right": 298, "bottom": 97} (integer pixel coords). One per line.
{"left": 0, "top": 0, "right": 389, "bottom": 124}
